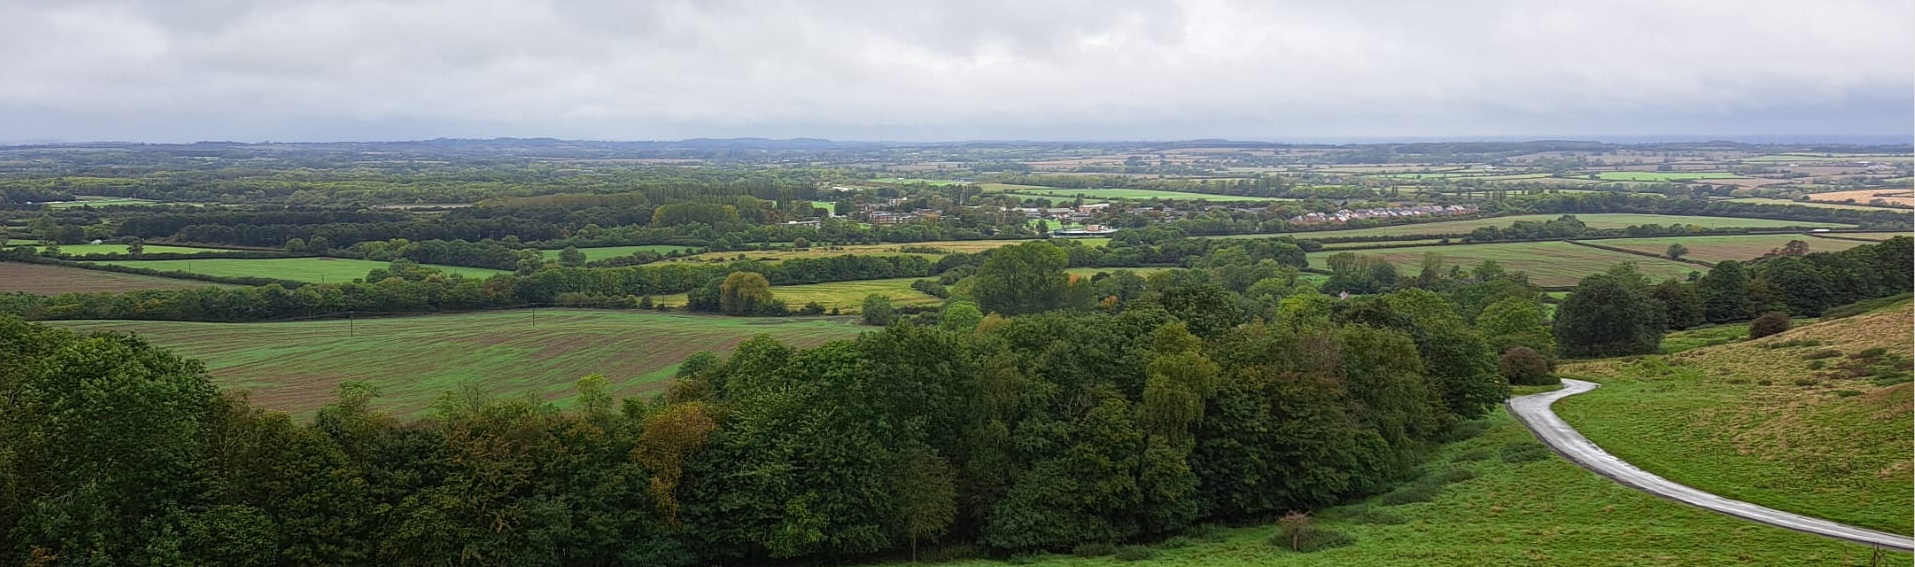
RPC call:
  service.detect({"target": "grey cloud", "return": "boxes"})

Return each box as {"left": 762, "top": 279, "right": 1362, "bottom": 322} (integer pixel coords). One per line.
{"left": 0, "top": 0, "right": 1907, "bottom": 142}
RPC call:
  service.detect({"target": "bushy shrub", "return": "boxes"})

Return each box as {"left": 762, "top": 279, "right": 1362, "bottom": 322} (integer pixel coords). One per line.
{"left": 1501, "top": 442, "right": 1552, "bottom": 463}
{"left": 1749, "top": 312, "right": 1791, "bottom": 339}
{"left": 1071, "top": 542, "right": 1115, "bottom": 558}
{"left": 1440, "top": 421, "right": 1491, "bottom": 443}
{"left": 1271, "top": 513, "right": 1357, "bottom": 552}
{"left": 1377, "top": 483, "right": 1440, "bottom": 506}
{"left": 1114, "top": 545, "right": 1158, "bottom": 561}
{"left": 1498, "top": 346, "right": 1557, "bottom": 386}
{"left": 1451, "top": 448, "right": 1492, "bottom": 462}
{"left": 1158, "top": 536, "right": 1196, "bottom": 549}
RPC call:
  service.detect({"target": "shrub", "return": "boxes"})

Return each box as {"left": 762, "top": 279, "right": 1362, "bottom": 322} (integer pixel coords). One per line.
{"left": 1071, "top": 542, "right": 1116, "bottom": 558}
{"left": 1185, "top": 524, "right": 1228, "bottom": 543}
{"left": 919, "top": 544, "right": 980, "bottom": 562}
{"left": 1440, "top": 421, "right": 1491, "bottom": 443}
{"left": 1501, "top": 442, "right": 1552, "bottom": 463}
{"left": 1792, "top": 378, "right": 1818, "bottom": 387}
{"left": 1451, "top": 448, "right": 1492, "bottom": 462}
{"left": 1114, "top": 545, "right": 1158, "bottom": 561}
{"left": 1834, "top": 390, "right": 1864, "bottom": 397}
{"left": 1802, "top": 349, "right": 1843, "bottom": 360}
{"left": 1272, "top": 514, "right": 1357, "bottom": 553}
{"left": 1748, "top": 312, "right": 1791, "bottom": 339}
{"left": 1499, "top": 346, "right": 1557, "bottom": 386}
{"left": 1158, "top": 536, "right": 1196, "bottom": 549}
{"left": 1378, "top": 483, "right": 1440, "bottom": 506}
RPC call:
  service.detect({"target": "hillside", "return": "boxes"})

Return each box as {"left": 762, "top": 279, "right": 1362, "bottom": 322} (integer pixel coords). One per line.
{"left": 1557, "top": 301, "right": 1914, "bottom": 534}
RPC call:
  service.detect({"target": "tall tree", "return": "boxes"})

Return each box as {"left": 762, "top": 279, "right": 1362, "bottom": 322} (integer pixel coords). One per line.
{"left": 971, "top": 241, "right": 1069, "bottom": 315}
{"left": 1555, "top": 268, "right": 1666, "bottom": 357}
{"left": 1697, "top": 260, "right": 1754, "bottom": 323}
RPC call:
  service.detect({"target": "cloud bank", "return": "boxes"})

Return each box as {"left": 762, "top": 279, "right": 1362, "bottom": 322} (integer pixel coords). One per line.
{"left": 1, "top": 0, "right": 1909, "bottom": 142}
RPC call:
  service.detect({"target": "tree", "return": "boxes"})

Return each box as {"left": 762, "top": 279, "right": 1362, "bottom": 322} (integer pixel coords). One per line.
{"left": 558, "top": 246, "right": 588, "bottom": 267}
{"left": 939, "top": 301, "right": 983, "bottom": 332}
{"left": 893, "top": 449, "right": 957, "bottom": 561}
{"left": 1749, "top": 312, "right": 1791, "bottom": 339}
{"left": 1476, "top": 296, "right": 1555, "bottom": 357}
{"left": 718, "top": 272, "right": 774, "bottom": 315}
{"left": 971, "top": 241, "right": 1069, "bottom": 315}
{"left": 861, "top": 294, "right": 896, "bottom": 325}
{"left": 1759, "top": 257, "right": 1835, "bottom": 317}
{"left": 1555, "top": 270, "right": 1666, "bottom": 357}
{"left": 1697, "top": 260, "right": 1753, "bottom": 323}
{"left": 1648, "top": 278, "right": 1705, "bottom": 330}
{"left": 127, "top": 238, "right": 145, "bottom": 257}
{"left": 1665, "top": 243, "right": 1689, "bottom": 260}
{"left": 1498, "top": 346, "right": 1556, "bottom": 385}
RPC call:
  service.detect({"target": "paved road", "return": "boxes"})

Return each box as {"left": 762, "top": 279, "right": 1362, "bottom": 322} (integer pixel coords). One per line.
{"left": 1507, "top": 379, "right": 1915, "bottom": 552}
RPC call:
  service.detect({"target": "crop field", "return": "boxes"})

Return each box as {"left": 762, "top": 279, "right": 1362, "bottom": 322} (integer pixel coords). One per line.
{"left": 0, "top": 262, "right": 235, "bottom": 294}
{"left": 42, "top": 197, "right": 159, "bottom": 209}
{"left": 651, "top": 277, "right": 946, "bottom": 312}
{"left": 1807, "top": 188, "right": 1915, "bottom": 207}
{"left": 50, "top": 310, "right": 869, "bottom": 416}
{"left": 1212, "top": 213, "right": 1853, "bottom": 242}
{"left": 84, "top": 257, "right": 509, "bottom": 283}
{"left": 1723, "top": 197, "right": 1893, "bottom": 211}
{"left": 976, "top": 183, "right": 1062, "bottom": 193}
{"left": 1007, "top": 187, "right": 1283, "bottom": 202}
{"left": 1557, "top": 302, "right": 1915, "bottom": 535}
{"left": 1594, "top": 171, "right": 1745, "bottom": 182}
{"left": 1308, "top": 241, "right": 1700, "bottom": 287}
{"left": 1815, "top": 231, "right": 1912, "bottom": 241}
{"left": 894, "top": 411, "right": 1894, "bottom": 567}
{"left": 1586, "top": 234, "right": 1870, "bottom": 263}
{"left": 542, "top": 244, "right": 696, "bottom": 261}
{"left": 2, "top": 243, "right": 231, "bottom": 256}
{"left": 663, "top": 239, "right": 1109, "bottom": 264}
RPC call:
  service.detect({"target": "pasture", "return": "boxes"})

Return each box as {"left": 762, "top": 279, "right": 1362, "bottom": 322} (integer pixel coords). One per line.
{"left": 1557, "top": 302, "right": 1915, "bottom": 534}
{"left": 84, "top": 257, "right": 509, "bottom": 283}
{"left": 543, "top": 244, "right": 696, "bottom": 261}
{"left": 1594, "top": 171, "right": 1745, "bottom": 182}
{"left": 1309, "top": 241, "right": 1700, "bottom": 287}
{"left": 3, "top": 243, "right": 231, "bottom": 256}
{"left": 0, "top": 262, "right": 235, "bottom": 294}
{"left": 51, "top": 310, "right": 869, "bottom": 416}
{"left": 895, "top": 411, "right": 1895, "bottom": 567}
{"left": 1212, "top": 213, "right": 1853, "bottom": 242}
{"left": 1587, "top": 234, "right": 1870, "bottom": 263}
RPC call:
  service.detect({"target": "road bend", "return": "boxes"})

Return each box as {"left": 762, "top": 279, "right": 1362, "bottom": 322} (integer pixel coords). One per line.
{"left": 1507, "top": 379, "right": 1914, "bottom": 552}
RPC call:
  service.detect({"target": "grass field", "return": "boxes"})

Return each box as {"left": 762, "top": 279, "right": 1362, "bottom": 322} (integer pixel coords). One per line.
{"left": 1209, "top": 213, "right": 1852, "bottom": 242}
{"left": 1586, "top": 234, "right": 1871, "bottom": 263}
{"left": 894, "top": 411, "right": 1897, "bottom": 567}
{"left": 651, "top": 277, "right": 947, "bottom": 312}
{"left": 42, "top": 197, "right": 160, "bottom": 209}
{"left": 1723, "top": 198, "right": 1897, "bottom": 211}
{"left": 1007, "top": 188, "right": 1284, "bottom": 202}
{"left": 1307, "top": 241, "right": 1701, "bottom": 286}
{"left": 0, "top": 262, "right": 235, "bottom": 294}
{"left": 1557, "top": 302, "right": 1915, "bottom": 534}
{"left": 1817, "top": 232, "right": 1913, "bottom": 241}
{"left": 663, "top": 239, "right": 1109, "bottom": 264}
{"left": 85, "top": 257, "right": 508, "bottom": 283}
{"left": 3, "top": 243, "right": 231, "bottom": 256}
{"left": 50, "top": 310, "right": 869, "bottom": 416}
{"left": 542, "top": 244, "right": 696, "bottom": 261}
{"left": 1594, "top": 171, "right": 1745, "bottom": 182}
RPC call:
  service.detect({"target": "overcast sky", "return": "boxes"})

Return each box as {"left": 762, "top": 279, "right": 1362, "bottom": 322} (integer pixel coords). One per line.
{"left": 1, "top": 0, "right": 1909, "bottom": 143}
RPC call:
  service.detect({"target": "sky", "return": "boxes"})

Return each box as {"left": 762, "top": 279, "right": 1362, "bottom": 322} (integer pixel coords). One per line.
{"left": 1, "top": 0, "right": 1910, "bottom": 143}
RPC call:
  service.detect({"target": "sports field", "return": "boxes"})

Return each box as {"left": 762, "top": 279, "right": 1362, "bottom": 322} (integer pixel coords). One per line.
{"left": 1586, "top": 234, "right": 1871, "bottom": 263}
{"left": 1594, "top": 171, "right": 1745, "bottom": 181}
{"left": 50, "top": 309, "right": 868, "bottom": 416}
{"left": 3, "top": 243, "right": 231, "bottom": 256}
{"left": 0, "top": 262, "right": 234, "bottom": 294}
{"left": 543, "top": 244, "right": 696, "bottom": 261}
{"left": 84, "top": 257, "right": 508, "bottom": 283}
{"left": 1308, "top": 241, "right": 1700, "bottom": 287}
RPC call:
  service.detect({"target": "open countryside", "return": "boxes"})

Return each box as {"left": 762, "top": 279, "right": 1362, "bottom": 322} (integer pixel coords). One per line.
{"left": 83, "top": 257, "right": 510, "bottom": 283}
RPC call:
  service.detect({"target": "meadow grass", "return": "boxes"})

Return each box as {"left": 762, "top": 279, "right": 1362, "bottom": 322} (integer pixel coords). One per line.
{"left": 1306, "top": 241, "right": 1700, "bottom": 287}
{"left": 1556, "top": 302, "right": 1915, "bottom": 534}
{"left": 84, "top": 257, "right": 509, "bottom": 283}
{"left": 892, "top": 411, "right": 1901, "bottom": 567}
{"left": 50, "top": 309, "right": 869, "bottom": 417}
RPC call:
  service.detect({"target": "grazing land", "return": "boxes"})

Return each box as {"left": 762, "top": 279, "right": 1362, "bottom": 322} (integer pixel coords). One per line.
{"left": 51, "top": 309, "right": 868, "bottom": 416}
{"left": 543, "top": 244, "right": 696, "bottom": 261}
{"left": 1557, "top": 302, "right": 1915, "bottom": 535}
{"left": 83, "top": 257, "right": 509, "bottom": 282}
{"left": 1308, "top": 241, "right": 1701, "bottom": 286}
{"left": 1586, "top": 233, "right": 1871, "bottom": 263}
{"left": 2, "top": 243, "right": 233, "bottom": 256}
{"left": 900, "top": 411, "right": 1896, "bottom": 567}
{"left": 1594, "top": 171, "right": 1745, "bottom": 181}
{"left": 0, "top": 262, "right": 234, "bottom": 294}
{"left": 1211, "top": 213, "right": 1853, "bottom": 241}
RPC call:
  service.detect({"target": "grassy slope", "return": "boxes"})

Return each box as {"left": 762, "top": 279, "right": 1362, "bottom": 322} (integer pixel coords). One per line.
{"left": 52, "top": 309, "right": 868, "bottom": 417}
{"left": 1306, "top": 241, "right": 1700, "bottom": 287}
{"left": 901, "top": 412, "right": 1896, "bottom": 567}
{"left": 1589, "top": 233, "right": 1869, "bottom": 263}
{"left": 85, "top": 257, "right": 508, "bottom": 282}
{"left": 0, "top": 262, "right": 236, "bottom": 294}
{"left": 1557, "top": 302, "right": 1915, "bottom": 534}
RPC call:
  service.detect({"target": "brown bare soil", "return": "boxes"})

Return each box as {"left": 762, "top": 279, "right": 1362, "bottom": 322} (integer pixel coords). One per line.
{"left": 0, "top": 262, "right": 231, "bottom": 294}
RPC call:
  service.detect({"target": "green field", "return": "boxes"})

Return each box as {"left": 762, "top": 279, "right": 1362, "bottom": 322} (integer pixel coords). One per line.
{"left": 50, "top": 310, "right": 869, "bottom": 416}
{"left": 85, "top": 257, "right": 508, "bottom": 283}
{"left": 1208, "top": 213, "right": 1854, "bottom": 242}
{"left": 3, "top": 243, "right": 231, "bottom": 256}
{"left": 894, "top": 411, "right": 1895, "bottom": 567}
{"left": 42, "top": 197, "right": 160, "bottom": 209}
{"left": 1724, "top": 197, "right": 1897, "bottom": 211}
{"left": 543, "top": 244, "right": 696, "bottom": 261}
{"left": 1008, "top": 187, "right": 1284, "bottom": 202}
{"left": 1593, "top": 171, "right": 1745, "bottom": 182}
{"left": 1586, "top": 234, "right": 1870, "bottom": 263}
{"left": 977, "top": 183, "right": 1062, "bottom": 193}
{"left": 654, "top": 277, "right": 946, "bottom": 312}
{"left": 1557, "top": 302, "right": 1914, "bottom": 535}
{"left": 1308, "top": 241, "right": 1699, "bottom": 287}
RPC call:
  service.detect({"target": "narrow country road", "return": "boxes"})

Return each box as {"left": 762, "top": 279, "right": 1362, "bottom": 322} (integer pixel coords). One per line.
{"left": 1507, "top": 379, "right": 1915, "bottom": 552}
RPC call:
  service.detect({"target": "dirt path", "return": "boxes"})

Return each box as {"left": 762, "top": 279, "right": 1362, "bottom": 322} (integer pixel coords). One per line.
{"left": 1507, "top": 379, "right": 1914, "bottom": 552}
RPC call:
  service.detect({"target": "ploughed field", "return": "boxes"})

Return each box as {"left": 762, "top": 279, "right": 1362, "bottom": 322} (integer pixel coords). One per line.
{"left": 50, "top": 309, "right": 868, "bottom": 417}
{"left": 0, "top": 262, "right": 236, "bottom": 294}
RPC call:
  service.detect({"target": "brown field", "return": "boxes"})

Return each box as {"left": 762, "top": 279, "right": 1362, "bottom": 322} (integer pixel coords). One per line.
{"left": 0, "top": 262, "right": 233, "bottom": 294}
{"left": 1807, "top": 189, "right": 1915, "bottom": 207}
